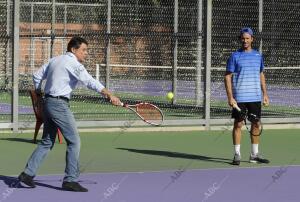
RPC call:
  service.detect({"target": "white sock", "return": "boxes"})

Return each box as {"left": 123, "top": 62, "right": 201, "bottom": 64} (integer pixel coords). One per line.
{"left": 251, "top": 144, "right": 259, "bottom": 156}
{"left": 234, "top": 145, "right": 240, "bottom": 155}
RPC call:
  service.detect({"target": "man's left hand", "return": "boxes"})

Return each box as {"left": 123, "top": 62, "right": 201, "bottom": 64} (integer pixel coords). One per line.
{"left": 263, "top": 95, "right": 270, "bottom": 106}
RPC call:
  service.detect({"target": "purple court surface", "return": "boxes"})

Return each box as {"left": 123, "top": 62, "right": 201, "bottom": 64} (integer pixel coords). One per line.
{"left": 111, "top": 80, "right": 300, "bottom": 107}
{"left": 1, "top": 166, "right": 299, "bottom": 202}
{"left": 0, "top": 103, "right": 32, "bottom": 114}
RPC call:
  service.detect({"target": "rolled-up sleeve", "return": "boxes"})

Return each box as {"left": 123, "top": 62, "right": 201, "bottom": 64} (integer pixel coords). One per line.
{"left": 33, "top": 62, "right": 49, "bottom": 90}
{"left": 68, "top": 64, "right": 105, "bottom": 93}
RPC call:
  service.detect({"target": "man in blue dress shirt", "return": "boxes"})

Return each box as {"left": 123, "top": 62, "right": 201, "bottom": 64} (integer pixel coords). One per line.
{"left": 18, "top": 37, "right": 121, "bottom": 192}
{"left": 224, "top": 28, "right": 270, "bottom": 166}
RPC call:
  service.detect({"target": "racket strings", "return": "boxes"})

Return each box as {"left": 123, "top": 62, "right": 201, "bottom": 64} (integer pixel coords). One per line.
{"left": 136, "top": 103, "right": 163, "bottom": 125}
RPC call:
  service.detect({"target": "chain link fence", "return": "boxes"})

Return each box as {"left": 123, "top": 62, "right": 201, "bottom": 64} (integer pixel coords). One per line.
{"left": 0, "top": 0, "right": 299, "bottom": 130}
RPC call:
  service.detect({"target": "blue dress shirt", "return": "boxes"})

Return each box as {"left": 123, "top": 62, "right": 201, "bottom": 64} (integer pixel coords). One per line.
{"left": 33, "top": 52, "right": 105, "bottom": 99}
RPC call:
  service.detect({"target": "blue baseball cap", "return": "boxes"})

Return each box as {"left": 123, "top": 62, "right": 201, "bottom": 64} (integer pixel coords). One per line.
{"left": 240, "top": 27, "right": 254, "bottom": 36}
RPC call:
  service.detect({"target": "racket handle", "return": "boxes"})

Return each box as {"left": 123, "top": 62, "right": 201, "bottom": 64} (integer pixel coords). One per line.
{"left": 232, "top": 103, "right": 241, "bottom": 112}
{"left": 120, "top": 102, "right": 128, "bottom": 107}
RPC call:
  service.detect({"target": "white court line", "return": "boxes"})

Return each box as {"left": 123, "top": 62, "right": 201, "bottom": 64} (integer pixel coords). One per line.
{"left": 2, "top": 123, "right": 300, "bottom": 134}
{"left": 8, "top": 164, "right": 300, "bottom": 177}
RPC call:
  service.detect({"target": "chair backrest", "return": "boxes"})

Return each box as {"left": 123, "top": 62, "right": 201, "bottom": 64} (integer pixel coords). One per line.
{"left": 29, "top": 89, "right": 43, "bottom": 121}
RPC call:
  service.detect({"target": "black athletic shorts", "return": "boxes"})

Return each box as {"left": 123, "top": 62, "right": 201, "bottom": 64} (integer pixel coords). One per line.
{"left": 232, "top": 102, "right": 261, "bottom": 122}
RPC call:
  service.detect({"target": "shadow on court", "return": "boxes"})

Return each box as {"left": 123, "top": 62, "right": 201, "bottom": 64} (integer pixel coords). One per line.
{"left": 0, "top": 175, "right": 64, "bottom": 191}
{"left": 116, "top": 147, "right": 247, "bottom": 164}
{"left": 0, "top": 138, "right": 39, "bottom": 144}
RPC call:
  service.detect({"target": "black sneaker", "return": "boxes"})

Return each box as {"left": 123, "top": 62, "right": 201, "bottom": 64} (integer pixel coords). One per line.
{"left": 249, "top": 153, "right": 270, "bottom": 164}
{"left": 18, "top": 172, "right": 36, "bottom": 188}
{"left": 232, "top": 153, "right": 241, "bottom": 165}
{"left": 62, "top": 181, "right": 88, "bottom": 192}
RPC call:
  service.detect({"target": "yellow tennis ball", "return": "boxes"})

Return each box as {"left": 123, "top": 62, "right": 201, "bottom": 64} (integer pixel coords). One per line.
{"left": 166, "top": 92, "right": 174, "bottom": 100}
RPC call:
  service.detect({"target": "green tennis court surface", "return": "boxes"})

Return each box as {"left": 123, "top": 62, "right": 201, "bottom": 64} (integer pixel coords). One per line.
{"left": 1, "top": 129, "right": 299, "bottom": 176}
{"left": 1, "top": 129, "right": 299, "bottom": 202}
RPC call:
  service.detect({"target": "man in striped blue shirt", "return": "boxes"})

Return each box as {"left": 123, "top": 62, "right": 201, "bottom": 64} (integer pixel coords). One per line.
{"left": 224, "top": 27, "right": 270, "bottom": 165}
{"left": 18, "top": 37, "right": 121, "bottom": 192}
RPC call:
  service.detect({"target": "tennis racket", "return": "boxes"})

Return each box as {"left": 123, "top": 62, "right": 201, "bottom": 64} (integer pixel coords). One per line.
{"left": 121, "top": 102, "right": 164, "bottom": 126}
{"left": 232, "top": 103, "right": 263, "bottom": 136}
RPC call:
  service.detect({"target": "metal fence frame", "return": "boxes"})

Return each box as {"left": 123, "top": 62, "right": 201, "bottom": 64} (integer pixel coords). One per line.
{"left": 1, "top": 0, "right": 299, "bottom": 132}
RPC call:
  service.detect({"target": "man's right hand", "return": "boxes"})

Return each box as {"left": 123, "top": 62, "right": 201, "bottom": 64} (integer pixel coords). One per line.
{"left": 228, "top": 98, "right": 237, "bottom": 107}
{"left": 109, "top": 95, "right": 122, "bottom": 106}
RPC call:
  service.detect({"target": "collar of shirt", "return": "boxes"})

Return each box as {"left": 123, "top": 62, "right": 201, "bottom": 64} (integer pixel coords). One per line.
{"left": 66, "top": 52, "right": 78, "bottom": 60}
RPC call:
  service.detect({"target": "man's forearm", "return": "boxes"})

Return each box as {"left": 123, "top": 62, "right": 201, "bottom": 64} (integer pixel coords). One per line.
{"left": 260, "top": 72, "right": 268, "bottom": 96}
{"left": 224, "top": 73, "right": 233, "bottom": 100}
{"left": 101, "top": 88, "right": 121, "bottom": 106}
{"left": 100, "top": 88, "right": 113, "bottom": 99}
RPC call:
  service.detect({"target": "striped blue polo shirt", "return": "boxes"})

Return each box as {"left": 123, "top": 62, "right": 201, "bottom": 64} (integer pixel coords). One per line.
{"left": 226, "top": 49, "right": 264, "bottom": 103}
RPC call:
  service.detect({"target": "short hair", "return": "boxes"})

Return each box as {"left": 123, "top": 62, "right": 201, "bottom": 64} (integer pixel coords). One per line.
{"left": 67, "top": 37, "right": 88, "bottom": 52}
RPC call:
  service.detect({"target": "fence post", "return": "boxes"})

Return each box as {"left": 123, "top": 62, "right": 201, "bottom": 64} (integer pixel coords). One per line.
{"left": 12, "top": 0, "right": 20, "bottom": 133}
{"left": 196, "top": 0, "right": 203, "bottom": 107}
{"left": 30, "top": 3, "right": 34, "bottom": 74}
{"left": 204, "top": 0, "right": 212, "bottom": 130}
{"left": 105, "top": 0, "right": 112, "bottom": 90}
{"left": 5, "top": 0, "right": 10, "bottom": 91}
{"left": 96, "top": 64, "right": 100, "bottom": 80}
{"left": 172, "top": 0, "right": 178, "bottom": 104}
{"left": 259, "top": 0, "right": 263, "bottom": 53}
{"left": 50, "top": 0, "right": 56, "bottom": 58}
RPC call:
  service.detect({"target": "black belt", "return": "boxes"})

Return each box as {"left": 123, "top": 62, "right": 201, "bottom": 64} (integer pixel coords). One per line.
{"left": 45, "top": 94, "right": 69, "bottom": 102}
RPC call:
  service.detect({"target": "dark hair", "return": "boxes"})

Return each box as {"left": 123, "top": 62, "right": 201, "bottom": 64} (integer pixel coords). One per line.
{"left": 67, "top": 37, "right": 88, "bottom": 52}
